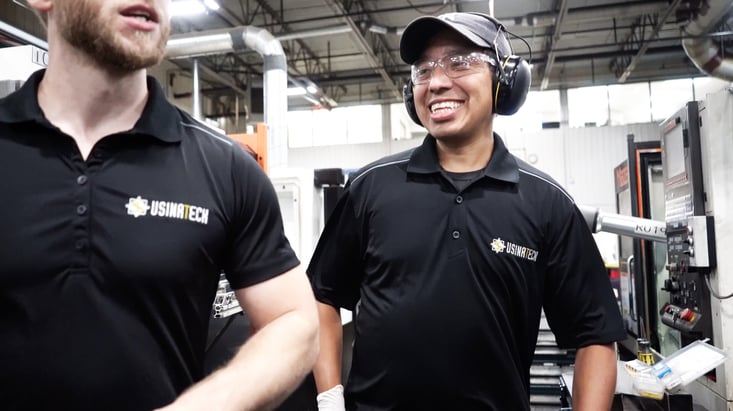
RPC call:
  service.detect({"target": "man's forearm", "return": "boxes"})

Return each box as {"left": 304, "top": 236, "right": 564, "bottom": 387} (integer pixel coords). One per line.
{"left": 159, "top": 309, "right": 319, "bottom": 411}
{"left": 314, "top": 302, "right": 344, "bottom": 393}
{"left": 572, "top": 343, "right": 618, "bottom": 411}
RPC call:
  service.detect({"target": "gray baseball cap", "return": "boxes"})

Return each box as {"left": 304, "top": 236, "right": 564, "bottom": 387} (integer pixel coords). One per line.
{"left": 400, "top": 12, "right": 511, "bottom": 64}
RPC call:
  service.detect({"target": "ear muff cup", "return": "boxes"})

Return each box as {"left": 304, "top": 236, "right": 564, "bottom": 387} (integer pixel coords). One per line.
{"left": 403, "top": 81, "right": 422, "bottom": 126}
{"left": 493, "top": 55, "right": 531, "bottom": 115}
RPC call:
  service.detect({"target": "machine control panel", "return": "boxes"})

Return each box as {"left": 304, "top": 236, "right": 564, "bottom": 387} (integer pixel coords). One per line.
{"left": 660, "top": 270, "right": 710, "bottom": 332}
{"left": 666, "top": 215, "right": 716, "bottom": 270}
{"left": 660, "top": 101, "right": 714, "bottom": 343}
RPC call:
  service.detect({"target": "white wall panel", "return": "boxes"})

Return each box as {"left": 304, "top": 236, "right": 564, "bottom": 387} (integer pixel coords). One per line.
{"left": 288, "top": 123, "right": 661, "bottom": 210}
{"left": 287, "top": 138, "right": 422, "bottom": 170}
{"left": 563, "top": 127, "right": 630, "bottom": 209}
{"left": 503, "top": 128, "right": 567, "bottom": 187}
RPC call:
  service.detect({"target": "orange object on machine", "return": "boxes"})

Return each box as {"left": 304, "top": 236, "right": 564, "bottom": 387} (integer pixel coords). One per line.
{"left": 229, "top": 122, "right": 268, "bottom": 172}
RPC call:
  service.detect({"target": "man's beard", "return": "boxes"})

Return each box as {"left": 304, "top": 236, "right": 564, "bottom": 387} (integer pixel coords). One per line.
{"left": 55, "top": 0, "right": 170, "bottom": 73}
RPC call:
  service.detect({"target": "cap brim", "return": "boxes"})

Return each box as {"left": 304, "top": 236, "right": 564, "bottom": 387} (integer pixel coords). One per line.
{"left": 399, "top": 16, "right": 494, "bottom": 64}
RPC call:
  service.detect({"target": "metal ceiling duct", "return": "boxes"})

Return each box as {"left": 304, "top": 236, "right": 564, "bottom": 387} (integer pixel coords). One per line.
{"left": 0, "top": 20, "right": 47, "bottom": 49}
{"left": 166, "top": 27, "right": 288, "bottom": 169}
{"left": 682, "top": 0, "right": 733, "bottom": 81}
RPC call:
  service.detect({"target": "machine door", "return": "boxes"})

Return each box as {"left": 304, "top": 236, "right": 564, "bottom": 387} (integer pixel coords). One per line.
{"left": 615, "top": 137, "right": 664, "bottom": 354}
{"left": 615, "top": 175, "right": 638, "bottom": 338}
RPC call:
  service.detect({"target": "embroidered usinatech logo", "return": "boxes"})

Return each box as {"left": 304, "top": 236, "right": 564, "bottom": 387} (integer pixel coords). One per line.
{"left": 490, "top": 237, "right": 538, "bottom": 262}
{"left": 490, "top": 238, "right": 506, "bottom": 253}
{"left": 125, "top": 196, "right": 210, "bottom": 225}
{"left": 125, "top": 196, "right": 150, "bottom": 218}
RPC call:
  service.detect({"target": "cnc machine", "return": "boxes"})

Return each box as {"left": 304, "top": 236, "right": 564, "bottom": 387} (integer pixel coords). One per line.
{"left": 584, "top": 91, "right": 733, "bottom": 410}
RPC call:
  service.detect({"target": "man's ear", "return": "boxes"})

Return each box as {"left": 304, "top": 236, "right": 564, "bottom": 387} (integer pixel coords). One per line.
{"left": 26, "top": 0, "right": 53, "bottom": 13}
{"left": 25, "top": 0, "right": 52, "bottom": 28}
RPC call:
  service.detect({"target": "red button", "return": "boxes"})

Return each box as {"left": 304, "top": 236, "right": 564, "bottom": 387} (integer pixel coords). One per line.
{"left": 680, "top": 308, "right": 695, "bottom": 322}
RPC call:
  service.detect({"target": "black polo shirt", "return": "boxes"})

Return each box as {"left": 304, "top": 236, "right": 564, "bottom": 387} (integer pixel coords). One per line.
{"left": 308, "top": 134, "right": 625, "bottom": 411}
{"left": 0, "top": 70, "right": 299, "bottom": 410}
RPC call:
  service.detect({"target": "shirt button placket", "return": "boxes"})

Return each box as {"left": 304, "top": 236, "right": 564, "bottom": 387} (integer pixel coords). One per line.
{"left": 73, "top": 171, "right": 91, "bottom": 267}
{"left": 76, "top": 175, "right": 89, "bottom": 215}
{"left": 452, "top": 196, "right": 464, "bottom": 239}
{"left": 447, "top": 192, "right": 466, "bottom": 253}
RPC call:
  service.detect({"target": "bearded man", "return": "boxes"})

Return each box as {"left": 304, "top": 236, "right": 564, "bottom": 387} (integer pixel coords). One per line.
{"left": 0, "top": 1, "right": 319, "bottom": 410}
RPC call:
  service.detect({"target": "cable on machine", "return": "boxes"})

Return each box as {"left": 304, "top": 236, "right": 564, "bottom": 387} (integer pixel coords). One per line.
{"left": 704, "top": 274, "right": 733, "bottom": 299}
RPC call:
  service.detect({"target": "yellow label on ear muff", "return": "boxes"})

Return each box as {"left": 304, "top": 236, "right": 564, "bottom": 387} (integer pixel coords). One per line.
{"left": 494, "top": 56, "right": 513, "bottom": 112}
{"left": 494, "top": 82, "right": 501, "bottom": 112}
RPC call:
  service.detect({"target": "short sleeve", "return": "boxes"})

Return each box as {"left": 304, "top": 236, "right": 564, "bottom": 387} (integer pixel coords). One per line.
{"left": 542, "top": 202, "right": 626, "bottom": 348}
{"left": 307, "top": 189, "right": 364, "bottom": 310}
{"left": 222, "top": 146, "right": 300, "bottom": 289}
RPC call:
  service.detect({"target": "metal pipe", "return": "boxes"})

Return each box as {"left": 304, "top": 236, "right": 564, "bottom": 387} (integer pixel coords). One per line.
{"left": 192, "top": 59, "right": 201, "bottom": 120}
{"left": 682, "top": 0, "right": 733, "bottom": 81}
{"left": 0, "top": 20, "right": 47, "bottom": 50}
{"left": 166, "top": 26, "right": 288, "bottom": 169}
{"left": 275, "top": 25, "right": 352, "bottom": 42}
{"left": 167, "top": 30, "right": 240, "bottom": 58}
{"left": 578, "top": 205, "right": 667, "bottom": 242}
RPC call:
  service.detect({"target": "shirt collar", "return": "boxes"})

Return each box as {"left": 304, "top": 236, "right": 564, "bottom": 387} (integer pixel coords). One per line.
{"left": 406, "top": 133, "right": 520, "bottom": 184}
{"left": 0, "top": 69, "right": 46, "bottom": 124}
{"left": 133, "top": 75, "right": 184, "bottom": 143}
{"left": 0, "top": 69, "right": 184, "bottom": 143}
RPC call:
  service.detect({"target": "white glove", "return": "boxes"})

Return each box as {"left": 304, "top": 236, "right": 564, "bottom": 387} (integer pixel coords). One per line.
{"left": 316, "top": 384, "right": 345, "bottom": 411}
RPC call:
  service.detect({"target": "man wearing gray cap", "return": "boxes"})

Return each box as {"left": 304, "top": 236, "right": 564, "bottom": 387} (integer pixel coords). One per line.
{"left": 308, "top": 11, "right": 625, "bottom": 411}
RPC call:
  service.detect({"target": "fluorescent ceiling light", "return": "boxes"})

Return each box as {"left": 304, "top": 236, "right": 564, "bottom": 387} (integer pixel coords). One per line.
{"left": 170, "top": 0, "right": 206, "bottom": 16}
{"left": 203, "top": 0, "right": 221, "bottom": 10}
{"left": 287, "top": 87, "right": 307, "bottom": 96}
{"left": 368, "top": 24, "right": 388, "bottom": 35}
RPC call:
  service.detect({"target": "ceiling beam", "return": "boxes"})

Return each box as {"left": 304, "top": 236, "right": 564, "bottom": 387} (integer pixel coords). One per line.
{"left": 540, "top": 0, "right": 570, "bottom": 90}
{"left": 253, "top": 0, "right": 330, "bottom": 76}
{"left": 616, "top": 0, "right": 682, "bottom": 82}
{"left": 321, "top": 0, "right": 402, "bottom": 100}
{"left": 505, "top": 0, "right": 668, "bottom": 29}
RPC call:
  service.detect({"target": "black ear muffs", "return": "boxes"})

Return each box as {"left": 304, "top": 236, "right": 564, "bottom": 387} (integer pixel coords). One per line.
{"left": 493, "top": 55, "right": 531, "bottom": 115}
{"left": 403, "top": 80, "right": 423, "bottom": 126}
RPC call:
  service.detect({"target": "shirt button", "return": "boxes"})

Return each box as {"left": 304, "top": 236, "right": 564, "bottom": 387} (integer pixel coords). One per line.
{"left": 75, "top": 240, "right": 86, "bottom": 250}
{"left": 77, "top": 175, "right": 88, "bottom": 185}
{"left": 455, "top": 195, "right": 463, "bottom": 204}
{"left": 452, "top": 230, "right": 460, "bottom": 239}
{"left": 76, "top": 204, "right": 88, "bottom": 215}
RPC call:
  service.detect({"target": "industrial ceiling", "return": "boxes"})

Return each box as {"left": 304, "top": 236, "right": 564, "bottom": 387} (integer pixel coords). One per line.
{"left": 0, "top": 0, "right": 729, "bottom": 112}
